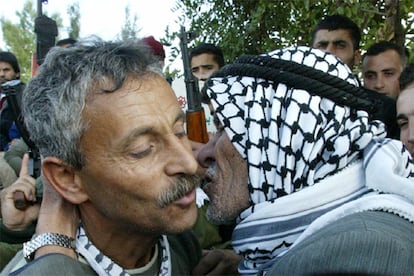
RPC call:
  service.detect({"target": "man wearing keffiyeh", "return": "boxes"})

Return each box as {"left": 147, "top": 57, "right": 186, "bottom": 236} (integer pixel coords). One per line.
{"left": 197, "top": 46, "right": 414, "bottom": 275}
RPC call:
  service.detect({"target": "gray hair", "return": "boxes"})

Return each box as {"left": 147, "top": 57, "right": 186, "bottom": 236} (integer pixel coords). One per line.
{"left": 22, "top": 37, "right": 162, "bottom": 169}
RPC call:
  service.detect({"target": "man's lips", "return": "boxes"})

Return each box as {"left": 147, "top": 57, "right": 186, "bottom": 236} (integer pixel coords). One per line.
{"left": 172, "top": 188, "right": 196, "bottom": 207}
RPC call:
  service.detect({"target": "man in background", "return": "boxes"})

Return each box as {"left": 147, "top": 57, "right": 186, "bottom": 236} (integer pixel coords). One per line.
{"left": 362, "top": 41, "right": 407, "bottom": 100}
{"left": 311, "top": 14, "right": 361, "bottom": 70}
{"left": 312, "top": 16, "right": 399, "bottom": 138}
{"left": 361, "top": 41, "right": 407, "bottom": 139}
{"left": 190, "top": 43, "right": 225, "bottom": 108}
{"left": 190, "top": 43, "right": 225, "bottom": 83}
{"left": 0, "top": 52, "right": 22, "bottom": 151}
{"left": 397, "top": 63, "right": 414, "bottom": 157}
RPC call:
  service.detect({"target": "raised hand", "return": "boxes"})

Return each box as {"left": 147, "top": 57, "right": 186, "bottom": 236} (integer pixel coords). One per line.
{"left": 0, "top": 153, "right": 40, "bottom": 231}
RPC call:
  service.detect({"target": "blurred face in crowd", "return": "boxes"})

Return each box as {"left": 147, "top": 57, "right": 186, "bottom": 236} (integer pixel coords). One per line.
{"left": 191, "top": 53, "right": 221, "bottom": 81}
{"left": 0, "top": 61, "right": 19, "bottom": 84}
{"left": 362, "top": 49, "right": 404, "bottom": 99}
{"left": 312, "top": 29, "right": 360, "bottom": 69}
{"left": 196, "top": 115, "right": 250, "bottom": 225}
{"left": 397, "top": 83, "right": 414, "bottom": 157}
{"left": 75, "top": 75, "right": 199, "bottom": 235}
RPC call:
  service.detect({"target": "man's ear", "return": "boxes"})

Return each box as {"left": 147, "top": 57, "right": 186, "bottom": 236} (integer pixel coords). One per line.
{"left": 42, "top": 156, "right": 88, "bottom": 204}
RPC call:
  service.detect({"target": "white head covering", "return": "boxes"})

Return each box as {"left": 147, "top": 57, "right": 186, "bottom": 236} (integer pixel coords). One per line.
{"left": 206, "top": 46, "right": 414, "bottom": 275}
{"left": 207, "top": 46, "right": 386, "bottom": 205}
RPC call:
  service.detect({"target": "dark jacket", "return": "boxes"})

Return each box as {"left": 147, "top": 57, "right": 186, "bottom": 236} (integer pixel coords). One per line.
{"left": 268, "top": 211, "right": 414, "bottom": 275}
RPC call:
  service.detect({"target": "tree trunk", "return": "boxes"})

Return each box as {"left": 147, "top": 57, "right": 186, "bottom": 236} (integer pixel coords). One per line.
{"left": 385, "top": 0, "right": 405, "bottom": 48}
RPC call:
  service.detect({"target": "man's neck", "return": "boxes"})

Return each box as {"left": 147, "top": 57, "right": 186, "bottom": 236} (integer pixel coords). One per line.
{"left": 80, "top": 206, "right": 159, "bottom": 269}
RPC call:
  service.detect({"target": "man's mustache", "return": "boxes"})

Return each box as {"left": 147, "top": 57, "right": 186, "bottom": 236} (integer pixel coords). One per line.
{"left": 157, "top": 174, "right": 201, "bottom": 208}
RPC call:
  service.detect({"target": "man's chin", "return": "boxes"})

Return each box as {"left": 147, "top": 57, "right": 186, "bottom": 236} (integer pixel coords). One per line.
{"left": 205, "top": 205, "right": 236, "bottom": 225}
{"left": 165, "top": 204, "right": 198, "bottom": 234}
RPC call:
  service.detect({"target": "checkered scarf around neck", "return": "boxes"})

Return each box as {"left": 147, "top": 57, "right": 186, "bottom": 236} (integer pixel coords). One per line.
{"left": 76, "top": 225, "right": 171, "bottom": 276}
{"left": 206, "top": 46, "right": 414, "bottom": 275}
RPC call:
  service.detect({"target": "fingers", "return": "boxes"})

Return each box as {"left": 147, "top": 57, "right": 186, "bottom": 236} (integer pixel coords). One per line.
{"left": 19, "top": 153, "right": 30, "bottom": 177}
{"left": 0, "top": 174, "right": 39, "bottom": 231}
{"left": 0, "top": 156, "right": 37, "bottom": 212}
{"left": 193, "top": 250, "right": 218, "bottom": 275}
{"left": 1, "top": 174, "right": 36, "bottom": 203}
{"left": 192, "top": 249, "right": 241, "bottom": 276}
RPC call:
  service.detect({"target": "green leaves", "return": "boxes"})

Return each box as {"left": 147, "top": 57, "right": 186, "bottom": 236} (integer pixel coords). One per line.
{"left": 171, "top": 0, "right": 414, "bottom": 64}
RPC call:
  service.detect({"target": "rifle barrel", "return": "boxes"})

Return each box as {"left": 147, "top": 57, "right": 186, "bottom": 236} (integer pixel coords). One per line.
{"left": 179, "top": 26, "right": 209, "bottom": 143}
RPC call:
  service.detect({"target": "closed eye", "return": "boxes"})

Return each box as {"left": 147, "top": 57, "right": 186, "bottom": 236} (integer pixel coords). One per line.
{"left": 129, "top": 146, "right": 153, "bottom": 159}
{"left": 175, "top": 130, "right": 187, "bottom": 138}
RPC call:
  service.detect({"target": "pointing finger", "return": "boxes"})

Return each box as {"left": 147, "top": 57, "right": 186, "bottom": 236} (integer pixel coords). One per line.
{"left": 19, "top": 153, "right": 30, "bottom": 177}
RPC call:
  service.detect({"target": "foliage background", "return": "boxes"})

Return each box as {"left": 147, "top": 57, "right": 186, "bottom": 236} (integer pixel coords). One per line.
{"left": 165, "top": 0, "right": 414, "bottom": 73}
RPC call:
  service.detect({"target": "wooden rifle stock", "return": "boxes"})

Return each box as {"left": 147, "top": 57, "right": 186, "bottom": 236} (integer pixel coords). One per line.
{"left": 179, "top": 26, "right": 209, "bottom": 144}
{"left": 186, "top": 109, "right": 209, "bottom": 143}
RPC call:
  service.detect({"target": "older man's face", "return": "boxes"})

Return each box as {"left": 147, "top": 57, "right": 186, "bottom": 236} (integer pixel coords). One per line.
{"left": 77, "top": 74, "right": 199, "bottom": 234}
{"left": 196, "top": 115, "right": 250, "bottom": 225}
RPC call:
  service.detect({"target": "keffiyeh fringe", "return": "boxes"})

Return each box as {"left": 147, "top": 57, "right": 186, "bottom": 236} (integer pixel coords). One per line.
{"left": 76, "top": 226, "right": 172, "bottom": 276}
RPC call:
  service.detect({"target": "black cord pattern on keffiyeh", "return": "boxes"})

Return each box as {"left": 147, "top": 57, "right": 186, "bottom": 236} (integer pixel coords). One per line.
{"left": 212, "top": 54, "right": 383, "bottom": 115}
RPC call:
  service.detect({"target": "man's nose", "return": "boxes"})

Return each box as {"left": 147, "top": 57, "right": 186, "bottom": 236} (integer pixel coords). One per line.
{"left": 325, "top": 44, "right": 335, "bottom": 55}
{"left": 165, "top": 136, "right": 199, "bottom": 176}
{"left": 198, "top": 69, "right": 211, "bottom": 81}
{"left": 374, "top": 75, "right": 385, "bottom": 90}
{"left": 196, "top": 137, "right": 216, "bottom": 168}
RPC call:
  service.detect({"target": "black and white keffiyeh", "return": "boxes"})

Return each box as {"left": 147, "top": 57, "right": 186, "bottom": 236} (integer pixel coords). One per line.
{"left": 76, "top": 225, "right": 171, "bottom": 276}
{"left": 206, "top": 46, "right": 414, "bottom": 275}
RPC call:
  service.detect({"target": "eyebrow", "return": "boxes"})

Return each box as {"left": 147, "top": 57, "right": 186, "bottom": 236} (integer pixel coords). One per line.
{"left": 363, "top": 70, "right": 376, "bottom": 75}
{"left": 381, "top": 68, "right": 397, "bottom": 73}
{"left": 314, "top": 40, "right": 328, "bottom": 45}
{"left": 332, "top": 39, "right": 347, "bottom": 44}
{"left": 315, "top": 39, "right": 348, "bottom": 45}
